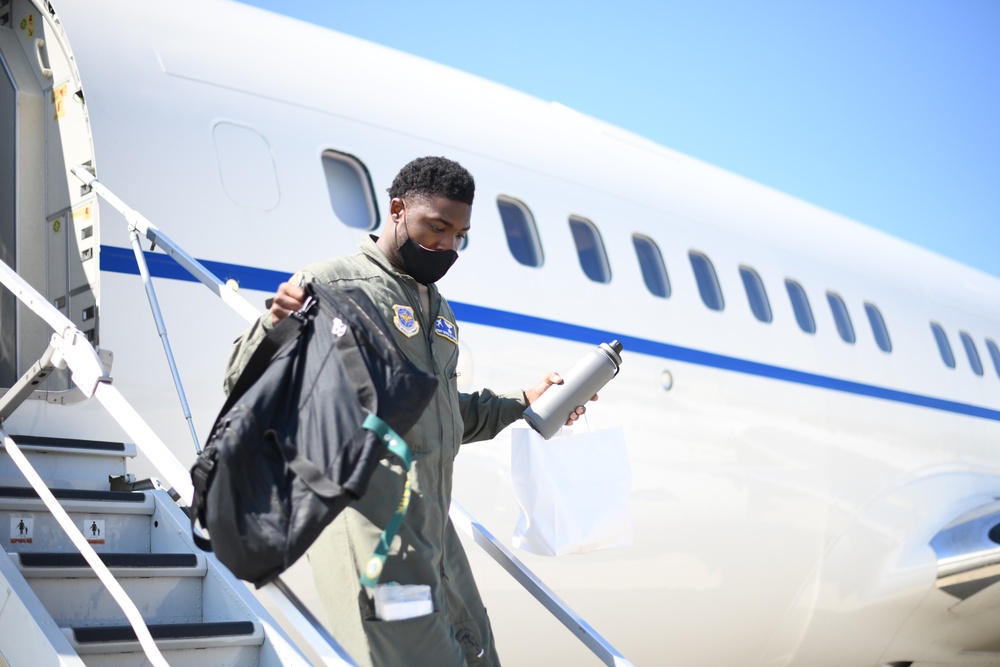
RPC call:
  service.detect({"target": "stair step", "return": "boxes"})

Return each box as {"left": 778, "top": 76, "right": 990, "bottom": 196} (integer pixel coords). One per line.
{"left": 15, "top": 551, "right": 201, "bottom": 575}
{"left": 65, "top": 621, "right": 264, "bottom": 655}
{"left": 4, "top": 435, "right": 131, "bottom": 454}
{"left": 0, "top": 488, "right": 154, "bottom": 552}
{"left": 71, "top": 644, "right": 265, "bottom": 666}
{"left": 0, "top": 435, "right": 136, "bottom": 491}
{"left": 0, "top": 486, "right": 146, "bottom": 503}
{"left": 18, "top": 552, "right": 197, "bottom": 568}
{"left": 74, "top": 620, "right": 256, "bottom": 643}
{"left": 0, "top": 434, "right": 300, "bottom": 664}
{"left": 15, "top": 552, "right": 208, "bottom": 626}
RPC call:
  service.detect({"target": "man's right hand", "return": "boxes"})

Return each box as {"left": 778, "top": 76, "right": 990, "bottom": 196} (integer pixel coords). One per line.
{"left": 269, "top": 281, "right": 307, "bottom": 325}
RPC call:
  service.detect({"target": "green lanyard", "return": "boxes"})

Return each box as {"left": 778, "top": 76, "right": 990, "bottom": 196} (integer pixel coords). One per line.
{"left": 359, "top": 413, "right": 413, "bottom": 589}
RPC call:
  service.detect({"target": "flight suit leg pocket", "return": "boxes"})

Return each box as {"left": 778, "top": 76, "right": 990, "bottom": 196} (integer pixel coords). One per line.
{"left": 363, "top": 611, "right": 465, "bottom": 667}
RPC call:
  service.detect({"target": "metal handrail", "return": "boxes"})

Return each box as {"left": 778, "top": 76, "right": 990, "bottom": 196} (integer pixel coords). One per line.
{"left": 70, "top": 165, "right": 261, "bottom": 324}
{"left": 451, "top": 502, "right": 636, "bottom": 667}
{"left": 70, "top": 165, "right": 264, "bottom": 455}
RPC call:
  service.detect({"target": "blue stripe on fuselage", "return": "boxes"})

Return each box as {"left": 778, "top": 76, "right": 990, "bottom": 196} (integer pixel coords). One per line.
{"left": 99, "top": 245, "right": 290, "bottom": 292}
{"left": 100, "top": 245, "right": 1000, "bottom": 422}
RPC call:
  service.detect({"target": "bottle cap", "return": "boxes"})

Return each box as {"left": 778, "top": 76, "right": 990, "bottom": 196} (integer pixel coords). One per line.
{"left": 600, "top": 340, "right": 624, "bottom": 368}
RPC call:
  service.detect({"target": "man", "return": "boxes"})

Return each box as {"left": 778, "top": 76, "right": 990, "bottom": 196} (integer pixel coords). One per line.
{"left": 224, "top": 156, "right": 591, "bottom": 666}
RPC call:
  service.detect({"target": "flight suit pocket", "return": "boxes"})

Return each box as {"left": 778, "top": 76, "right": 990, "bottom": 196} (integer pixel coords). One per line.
{"left": 363, "top": 611, "right": 466, "bottom": 667}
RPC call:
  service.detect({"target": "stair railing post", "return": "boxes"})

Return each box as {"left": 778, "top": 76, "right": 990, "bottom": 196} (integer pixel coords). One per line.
{"left": 127, "top": 221, "right": 202, "bottom": 454}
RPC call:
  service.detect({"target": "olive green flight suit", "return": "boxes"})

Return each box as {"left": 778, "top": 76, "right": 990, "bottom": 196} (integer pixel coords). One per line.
{"left": 224, "top": 236, "right": 526, "bottom": 666}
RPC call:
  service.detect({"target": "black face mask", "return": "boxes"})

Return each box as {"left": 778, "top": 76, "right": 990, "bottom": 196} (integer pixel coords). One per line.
{"left": 397, "top": 220, "right": 458, "bottom": 285}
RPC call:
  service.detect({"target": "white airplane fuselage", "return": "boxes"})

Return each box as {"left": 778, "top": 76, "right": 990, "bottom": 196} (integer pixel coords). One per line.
{"left": 5, "top": 1, "right": 1000, "bottom": 665}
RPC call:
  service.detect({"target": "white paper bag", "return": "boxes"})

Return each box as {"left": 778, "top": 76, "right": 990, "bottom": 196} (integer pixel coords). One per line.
{"left": 511, "top": 423, "right": 633, "bottom": 556}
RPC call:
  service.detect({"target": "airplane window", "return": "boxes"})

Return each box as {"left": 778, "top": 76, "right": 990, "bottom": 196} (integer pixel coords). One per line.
{"left": 321, "top": 150, "right": 379, "bottom": 230}
{"left": 930, "top": 322, "right": 956, "bottom": 369}
{"left": 986, "top": 338, "right": 1000, "bottom": 379}
{"left": 688, "top": 251, "right": 724, "bottom": 311}
{"left": 826, "top": 292, "right": 855, "bottom": 344}
{"left": 632, "top": 234, "right": 670, "bottom": 298}
{"left": 739, "top": 266, "right": 772, "bottom": 323}
{"left": 497, "top": 196, "right": 543, "bottom": 267}
{"left": 959, "top": 331, "right": 984, "bottom": 376}
{"left": 569, "top": 216, "right": 611, "bottom": 283}
{"left": 864, "top": 303, "right": 892, "bottom": 353}
{"left": 784, "top": 279, "right": 815, "bottom": 334}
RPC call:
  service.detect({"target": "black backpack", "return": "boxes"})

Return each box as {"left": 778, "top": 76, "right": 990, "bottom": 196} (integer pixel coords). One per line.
{"left": 190, "top": 282, "right": 437, "bottom": 587}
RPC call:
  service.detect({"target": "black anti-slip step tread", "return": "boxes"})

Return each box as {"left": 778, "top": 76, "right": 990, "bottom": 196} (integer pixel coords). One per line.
{"left": 0, "top": 486, "right": 145, "bottom": 502}
{"left": 72, "top": 621, "right": 255, "bottom": 644}
{"left": 4, "top": 434, "right": 127, "bottom": 452}
{"left": 20, "top": 552, "right": 197, "bottom": 568}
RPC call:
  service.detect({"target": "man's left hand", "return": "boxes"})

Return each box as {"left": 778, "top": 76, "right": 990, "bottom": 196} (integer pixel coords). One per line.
{"left": 525, "top": 372, "right": 599, "bottom": 426}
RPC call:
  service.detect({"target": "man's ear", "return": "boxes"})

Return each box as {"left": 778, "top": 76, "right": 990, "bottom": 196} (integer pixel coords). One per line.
{"left": 389, "top": 197, "right": 406, "bottom": 222}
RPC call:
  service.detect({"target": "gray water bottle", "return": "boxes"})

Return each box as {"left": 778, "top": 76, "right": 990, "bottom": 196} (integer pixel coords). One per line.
{"left": 523, "top": 340, "right": 624, "bottom": 440}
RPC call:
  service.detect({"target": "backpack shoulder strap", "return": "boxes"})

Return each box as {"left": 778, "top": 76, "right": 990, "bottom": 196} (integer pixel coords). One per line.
{"left": 224, "top": 295, "right": 318, "bottom": 411}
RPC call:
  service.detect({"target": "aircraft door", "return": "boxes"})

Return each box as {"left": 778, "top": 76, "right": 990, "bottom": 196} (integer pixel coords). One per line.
{"left": 0, "top": 0, "right": 100, "bottom": 392}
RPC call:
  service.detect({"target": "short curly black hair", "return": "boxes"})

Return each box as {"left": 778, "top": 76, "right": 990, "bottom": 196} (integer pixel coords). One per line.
{"left": 387, "top": 156, "right": 475, "bottom": 205}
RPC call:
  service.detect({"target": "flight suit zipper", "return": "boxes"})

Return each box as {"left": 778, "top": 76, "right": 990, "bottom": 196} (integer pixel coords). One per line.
{"left": 398, "top": 275, "right": 452, "bottom": 551}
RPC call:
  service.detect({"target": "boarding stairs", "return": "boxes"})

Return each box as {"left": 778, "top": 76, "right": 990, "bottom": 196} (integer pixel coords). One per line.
{"left": 0, "top": 433, "right": 319, "bottom": 666}
{"left": 0, "top": 164, "right": 635, "bottom": 666}
{"left": 0, "top": 257, "right": 352, "bottom": 665}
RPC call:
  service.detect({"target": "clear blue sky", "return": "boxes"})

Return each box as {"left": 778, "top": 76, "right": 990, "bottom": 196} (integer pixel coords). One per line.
{"left": 240, "top": 0, "right": 1000, "bottom": 279}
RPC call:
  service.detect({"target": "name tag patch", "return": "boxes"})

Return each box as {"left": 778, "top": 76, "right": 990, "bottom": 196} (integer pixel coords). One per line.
{"left": 393, "top": 305, "right": 419, "bottom": 337}
{"left": 435, "top": 317, "right": 458, "bottom": 344}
